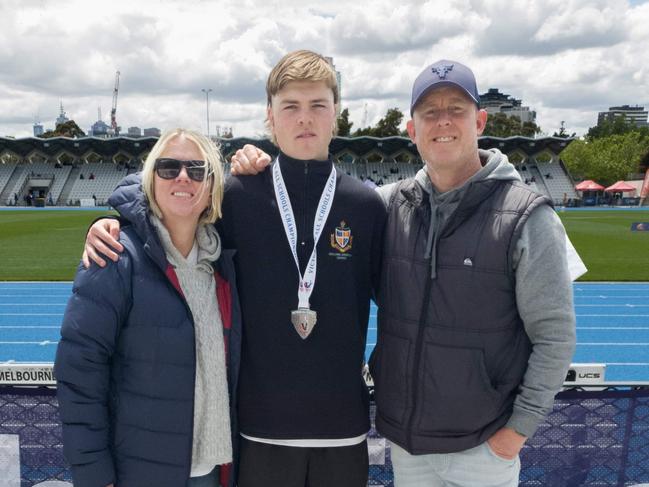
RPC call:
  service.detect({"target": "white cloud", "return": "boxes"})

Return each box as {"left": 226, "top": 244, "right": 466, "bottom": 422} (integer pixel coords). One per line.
{"left": 0, "top": 0, "right": 647, "bottom": 138}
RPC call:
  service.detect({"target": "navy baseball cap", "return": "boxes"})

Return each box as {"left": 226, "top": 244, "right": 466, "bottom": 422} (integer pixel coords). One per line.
{"left": 410, "top": 60, "right": 480, "bottom": 115}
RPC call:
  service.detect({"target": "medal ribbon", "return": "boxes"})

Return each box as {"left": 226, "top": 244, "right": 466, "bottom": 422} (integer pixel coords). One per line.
{"left": 272, "top": 158, "right": 336, "bottom": 310}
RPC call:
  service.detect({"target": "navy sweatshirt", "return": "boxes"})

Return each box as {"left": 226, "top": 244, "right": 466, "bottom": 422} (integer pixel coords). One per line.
{"left": 219, "top": 152, "right": 386, "bottom": 439}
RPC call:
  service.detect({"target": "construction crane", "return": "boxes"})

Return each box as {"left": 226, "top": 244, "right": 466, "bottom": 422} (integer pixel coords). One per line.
{"left": 110, "top": 71, "right": 120, "bottom": 136}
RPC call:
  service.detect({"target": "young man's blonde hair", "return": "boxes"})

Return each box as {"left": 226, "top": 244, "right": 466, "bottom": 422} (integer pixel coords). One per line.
{"left": 265, "top": 50, "right": 339, "bottom": 144}
{"left": 266, "top": 50, "right": 339, "bottom": 106}
{"left": 141, "top": 128, "right": 224, "bottom": 225}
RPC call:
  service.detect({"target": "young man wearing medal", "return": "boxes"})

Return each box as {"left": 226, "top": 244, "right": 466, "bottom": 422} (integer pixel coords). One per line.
{"left": 227, "top": 60, "right": 583, "bottom": 487}
{"left": 220, "top": 50, "right": 385, "bottom": 486}
{"left": 82, "top": 50, "right": 386, "bottom": 487}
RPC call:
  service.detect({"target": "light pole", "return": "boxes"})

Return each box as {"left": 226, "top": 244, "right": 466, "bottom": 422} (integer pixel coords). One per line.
{"left": 201, "top": 88, "right": 212, "bottom": 138}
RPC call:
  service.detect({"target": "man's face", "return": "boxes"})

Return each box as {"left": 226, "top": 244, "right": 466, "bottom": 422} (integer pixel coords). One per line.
{"left": 267, "top": 80, "right": 336, "bottom": 161}
{"left": 407, "top": 85, "right": 487, "bottom": 174}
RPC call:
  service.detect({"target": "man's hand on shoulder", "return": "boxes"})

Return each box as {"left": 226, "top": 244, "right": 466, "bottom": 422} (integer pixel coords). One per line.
{"left": 82, "top": 218, "right": 123, "bottom": 268}
{"left": 487, "top": 427, "right": 527, "bottom": 460}
{"left": 230, "top": 144, "right": 272, "bottom": 175}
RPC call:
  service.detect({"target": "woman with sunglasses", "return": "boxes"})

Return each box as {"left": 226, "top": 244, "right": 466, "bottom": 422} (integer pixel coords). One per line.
{"left": 55, "top": 129, "right": 241, "bottom": 487}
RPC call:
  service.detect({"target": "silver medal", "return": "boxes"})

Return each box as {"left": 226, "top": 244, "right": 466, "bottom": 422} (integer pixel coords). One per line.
{"left": 272, "top": 159, "right": 336, "bottom": 340}
{"left": 291, "top": 308, "right": 318, "bottom": 339}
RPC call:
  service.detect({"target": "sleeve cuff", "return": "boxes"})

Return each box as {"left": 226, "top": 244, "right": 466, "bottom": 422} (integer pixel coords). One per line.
{"left": 505, "top": 407, "right": 544, "bottom": 439}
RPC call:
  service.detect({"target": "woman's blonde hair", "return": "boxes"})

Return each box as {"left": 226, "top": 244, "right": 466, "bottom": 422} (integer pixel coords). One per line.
{"left": 141, "top": 128, "right": 224, "bottom": 224}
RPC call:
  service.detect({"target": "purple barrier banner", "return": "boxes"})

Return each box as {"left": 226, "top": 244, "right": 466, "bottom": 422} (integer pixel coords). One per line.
{"left": 2, "top": 387, "right": 649, "bottom": 486}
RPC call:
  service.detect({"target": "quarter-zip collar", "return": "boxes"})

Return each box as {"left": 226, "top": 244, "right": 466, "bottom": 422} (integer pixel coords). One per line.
{"left": 276, "top": 151, "right": 333, "bottom": 187}
{"left": 274, "top": 151, "right": 334, "bottom": 274}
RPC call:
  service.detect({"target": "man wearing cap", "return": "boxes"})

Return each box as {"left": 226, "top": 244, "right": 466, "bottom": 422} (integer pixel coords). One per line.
{"left": 218, "top": 58, "right": 581, "bottom": 486}
{"left": 369, "top": 60, "right": 577, "bottom": 486}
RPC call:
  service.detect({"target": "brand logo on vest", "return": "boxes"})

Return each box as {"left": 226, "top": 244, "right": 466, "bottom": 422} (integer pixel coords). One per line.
{"left": 463, "top": 257, "right": 473, "bottom": 266}
{"left": 330, "top": 221, "right": 353, "bottom": 253}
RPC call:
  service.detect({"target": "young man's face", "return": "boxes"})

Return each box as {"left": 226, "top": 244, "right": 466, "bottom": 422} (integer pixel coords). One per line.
{"left": 267, "top": 80, "right": 336, "bottom": 161}
{"left": 407, "top": 85, "right": 487, "bottom": 175}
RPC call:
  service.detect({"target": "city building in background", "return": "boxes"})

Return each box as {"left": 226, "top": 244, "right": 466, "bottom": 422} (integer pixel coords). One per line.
{"left": 480, "top": 88, "right": 537, "bottom": 124}
{"left": 55, "top": 102, "right": 69, "bottom": 127}
{"left": 127, "top": 126, "right": 142, "bottom": 138}
{"left": 597, "top": 105, "right": 648, "bottom": 128}
{"left": 32, "top": 122, "right": 44, "bottom": 137}
{"left": 143, "top": 127, "right": 161, "bottom": 137}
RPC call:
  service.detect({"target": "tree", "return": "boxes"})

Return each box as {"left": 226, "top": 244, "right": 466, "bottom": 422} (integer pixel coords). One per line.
{"left": 561, "top": 131, "right": 649, "bottom": 184}
{"left": 483, "top": 112, "right": 541, "bottom": 138}
{"left": 336, "top": 108, "right": 353, "bottom": 137}
{"left": 352, "top": 107, "right": 405, "bottom": 137}
{"left": 373, "top": 108, "right": 404, "bottom": 137}
{"left": 553, "top": 121, "right": 576, "bottom": 138}
{"left": 40, "top": 120, "right": 86, "bottom": 138}
{"left": 586, "top": 116, "right": 637, "bottom": 140}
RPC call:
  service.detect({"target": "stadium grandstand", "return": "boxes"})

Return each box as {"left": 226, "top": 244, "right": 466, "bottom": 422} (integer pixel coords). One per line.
{"left": 0, "top": 135, "right": 579, "bottom": 206}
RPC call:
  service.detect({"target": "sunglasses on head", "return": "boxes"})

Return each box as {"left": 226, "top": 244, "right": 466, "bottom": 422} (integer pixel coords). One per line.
{"left": 154, "top": 158, "right": 207, "bottom": 182}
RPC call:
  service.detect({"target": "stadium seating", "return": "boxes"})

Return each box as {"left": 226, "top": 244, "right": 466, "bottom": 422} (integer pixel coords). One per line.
{"left": 0, "top": 151, "right": 579, "bottom": 205}
{"left": 0, "top": 163, "right": 18, "bottom": 203}
{"left": 1, "top": 165, "right": 28, "bottom": 205}
{"left": 65, "top": 163, "right": 128, "bottom": 205}
{"left": 536, "top": 160, "right": 579, "bottom": 204}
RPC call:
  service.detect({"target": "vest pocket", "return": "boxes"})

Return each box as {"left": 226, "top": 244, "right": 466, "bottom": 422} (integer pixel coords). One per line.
{"left": 374, "top": 331, "right": 412, "bottom": 426}
{"left": 416, "top": 342, "right": 503, "bottom": 435}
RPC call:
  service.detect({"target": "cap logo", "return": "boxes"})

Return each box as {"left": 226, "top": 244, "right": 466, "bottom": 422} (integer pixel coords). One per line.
{"left": 431, "top": 64, "right": 454, "bottom": 79}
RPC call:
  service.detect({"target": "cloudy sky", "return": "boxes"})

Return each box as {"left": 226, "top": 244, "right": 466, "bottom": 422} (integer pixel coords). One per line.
{"left": 1, "top": 0, "right": 648, "bottom": 139}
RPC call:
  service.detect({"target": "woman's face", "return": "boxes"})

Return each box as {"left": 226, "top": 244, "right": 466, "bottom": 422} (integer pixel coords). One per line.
{"left": 153, "top": 135, "right": 211, "bottom": 226}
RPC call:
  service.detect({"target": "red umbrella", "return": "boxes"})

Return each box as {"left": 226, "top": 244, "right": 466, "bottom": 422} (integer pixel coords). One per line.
{"left": 604, "top": 181, "right": 637, "bottom": 193}
{"left": 575, "top": 180, "right": 605, "bottom": 191}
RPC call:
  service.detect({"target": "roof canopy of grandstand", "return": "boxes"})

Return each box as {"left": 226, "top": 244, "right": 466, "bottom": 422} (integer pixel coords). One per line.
{"left": 0, "top": 135, "right": 577, "bottom": 207}
{"left": 0, "top": 135, "right": 573, "bottom": 163}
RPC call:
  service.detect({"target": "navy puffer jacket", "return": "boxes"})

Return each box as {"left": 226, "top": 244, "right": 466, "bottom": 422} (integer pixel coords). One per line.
{"left": 55, "top": 175, "right": 241, "bottom": 487}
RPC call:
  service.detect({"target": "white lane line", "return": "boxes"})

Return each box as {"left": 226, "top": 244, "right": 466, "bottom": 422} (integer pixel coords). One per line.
{"left": 0, "top": 326, "right": 60, "bottom": 329}
{"left": 575, "top": 296, "right": 649, "bottom": 298}
{"left": 0, "top": 341, "right": 58, "bottom": 345}
{"left": 606, "top": 363, "right": 649, "bottom": 366}
{"left": 577, "top": 326, "right": 649, "bottom": 330}
{"left": 576, "top": 314, "right": 649, "bottom": 317}
{"left": 0, "top": 295, "right": 70, "bottom": 298}
{"left": 575, "top": 304, "right": 649, "bottom": 307}
{"left": 0, "top": 287, "right": 71, "bottom": 290}
{"left": 0, "top": 313, "right": 63, "bottom": 316}
{"left": 0, "top": 304, "right": 65, "bottom": 306}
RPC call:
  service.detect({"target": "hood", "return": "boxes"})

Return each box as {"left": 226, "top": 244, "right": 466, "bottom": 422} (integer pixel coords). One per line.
{"left": 413, "top": 148, "right": 522, "bottom": 279}
{"left": 108, "top": 173, "right": 149, "bottom": 232}
{"left": 414, "top": 148, "right": 521, "bottom": 197}
{"left": 482, "top": 148, "right": 522, "bottom": 183}
{"left": 108, "top": 172, "right": 168, "bottom": 269}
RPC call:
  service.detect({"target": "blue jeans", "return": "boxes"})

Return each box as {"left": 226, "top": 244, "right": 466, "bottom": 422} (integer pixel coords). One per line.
{"left": 187, "top": 466, "right": 220, "bottom": 487}
{"left": 390, "top": 441, "right": 520, "bottom": 487}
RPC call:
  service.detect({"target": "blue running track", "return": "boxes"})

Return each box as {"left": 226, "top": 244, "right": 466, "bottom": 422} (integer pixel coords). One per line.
{"left": 1, "top": 281, "right": 648, "bottom": 381}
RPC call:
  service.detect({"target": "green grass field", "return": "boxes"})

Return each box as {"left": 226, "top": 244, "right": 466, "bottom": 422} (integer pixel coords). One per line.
{"left": 559, "top": 210, "right": 649, "bottom": 281}
{"left": 0, "top": 209, "right": 648, "bottom": 281}
{"left": 0, "top": 210, "right": 115, "bottom": 280}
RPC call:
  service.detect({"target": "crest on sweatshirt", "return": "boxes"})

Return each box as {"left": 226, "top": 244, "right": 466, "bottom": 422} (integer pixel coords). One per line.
{"left": 330, "top": 221, "right": 353, "bottom": 253}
